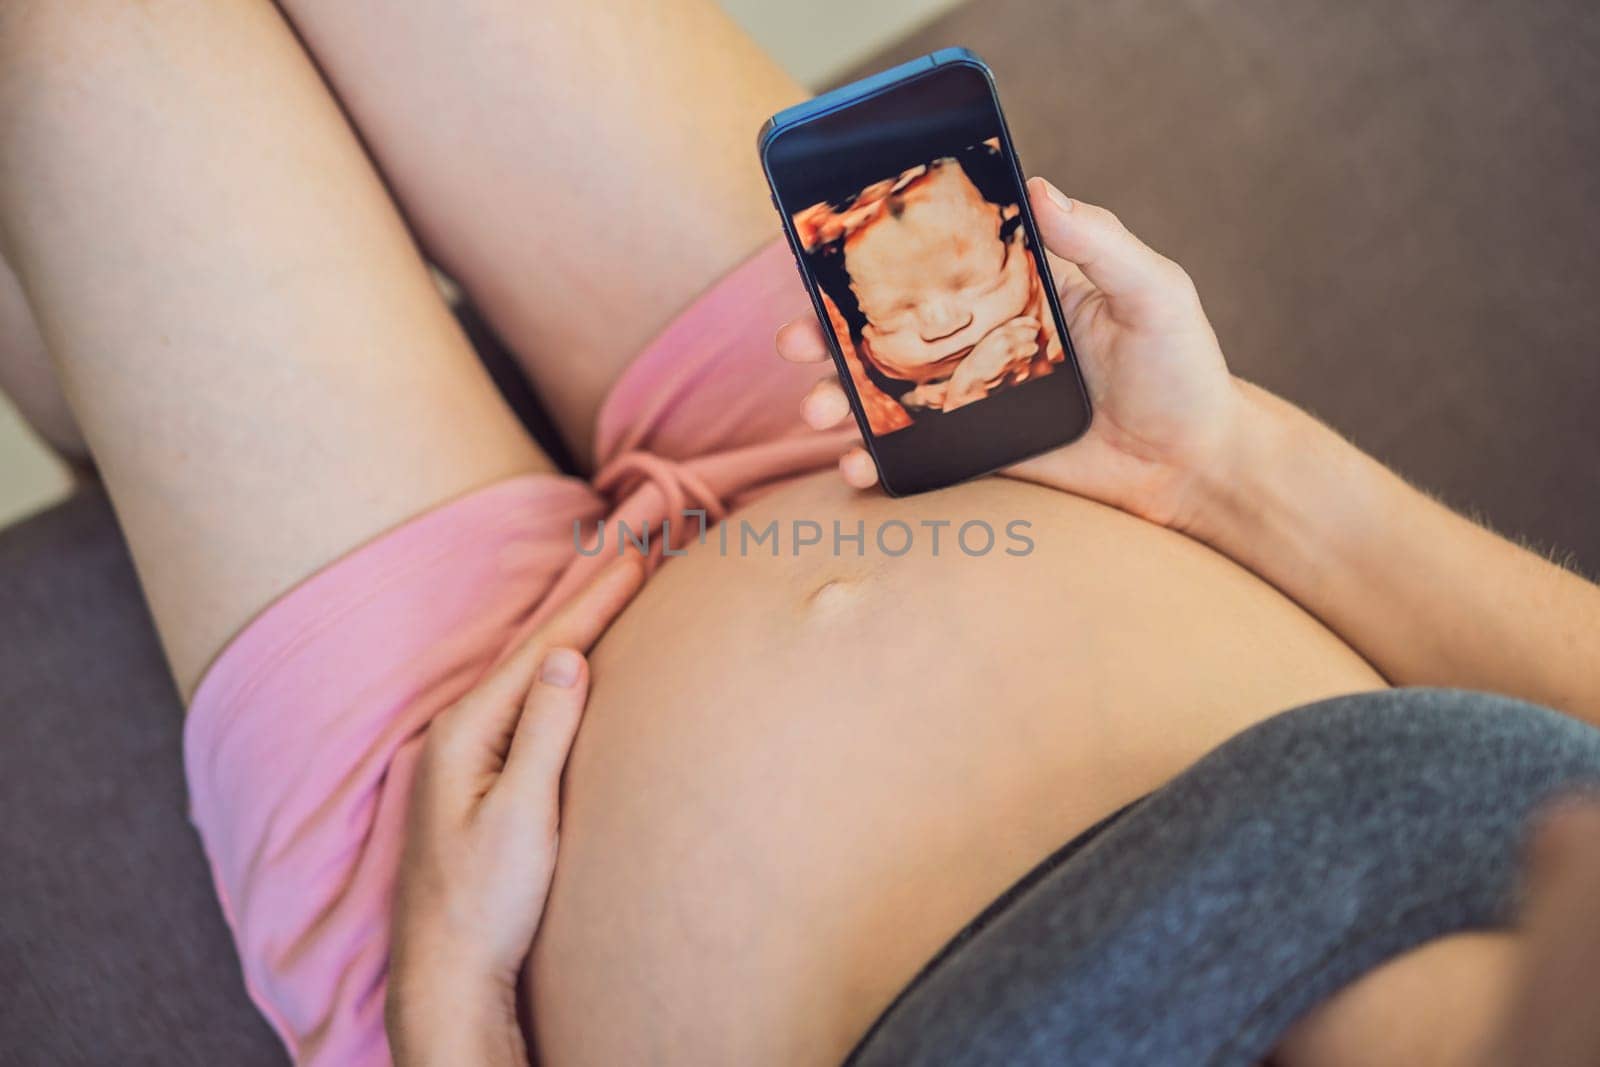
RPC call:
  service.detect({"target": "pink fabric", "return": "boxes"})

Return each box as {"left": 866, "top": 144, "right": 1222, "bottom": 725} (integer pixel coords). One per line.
{"left": 183, "top": 239, "right": 853, "bottom": 1066}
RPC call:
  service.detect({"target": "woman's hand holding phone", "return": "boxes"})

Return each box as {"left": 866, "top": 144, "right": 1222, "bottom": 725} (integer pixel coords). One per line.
{"left": 777, "top": 177, "right": 1246, "bottom": 534}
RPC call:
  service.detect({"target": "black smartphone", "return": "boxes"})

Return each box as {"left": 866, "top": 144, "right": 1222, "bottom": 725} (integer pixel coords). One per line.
{"left": 759, "top": 48, "right": 1092, "bottom": 496}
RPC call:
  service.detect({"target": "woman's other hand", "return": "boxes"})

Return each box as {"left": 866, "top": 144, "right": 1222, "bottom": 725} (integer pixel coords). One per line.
{"left": 776, "top": 178, "right": 1243, "bottom": 531}
{"left": 386, "top": 557, "right": 644, "bottom": 1066}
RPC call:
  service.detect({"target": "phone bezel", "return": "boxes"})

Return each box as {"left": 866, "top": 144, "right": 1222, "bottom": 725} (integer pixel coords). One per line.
{"left": 760, "top": 51, "right": 1093, "bottom": 496}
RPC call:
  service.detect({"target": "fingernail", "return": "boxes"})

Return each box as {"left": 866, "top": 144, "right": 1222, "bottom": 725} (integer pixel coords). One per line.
{"left": 539, "top": 649, "right": 583, "bottom": 688}
{"left": 1039, "top": 179, "right": 1073, "bottom": 212}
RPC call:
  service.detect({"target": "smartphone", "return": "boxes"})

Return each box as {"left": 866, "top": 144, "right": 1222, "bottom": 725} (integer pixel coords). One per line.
{"left": 760, "top": 48, "right": 1092, "bottom": 496}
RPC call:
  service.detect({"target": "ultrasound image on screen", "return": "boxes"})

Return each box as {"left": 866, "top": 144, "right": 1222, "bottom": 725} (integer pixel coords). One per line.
{"left": 791, "top": 138, "right": 1065, "bottom": 437}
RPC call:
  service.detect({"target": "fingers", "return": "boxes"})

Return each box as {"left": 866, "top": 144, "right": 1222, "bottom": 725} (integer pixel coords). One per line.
{"left": 517, "top": 553, "right": 644, "bottom": 659}
{"left": 1026, "top": 177, "right": 1197, "bottom": 325}
{"left": 493, "top": 648, "right": 589, "bottom": 818}
{"left": 777, "top": 316, "right": 880, "bottom": 489}
{"left": 840, "top": 448, "right": 878, "bottom": 488}
{"left": 776, "top": 317, "right": 830, "bottom": 364}
{"left": 425, "top": 557, "right": 642, "bottom": 780}
{"left": 1044, "top": 248, "right": 1098, "bottom": 321}
{"left": 784, "top": 320, "right": 853, "bottom": 429}
{"left": 799, "top": 379, "right": 878, "bottom": 487}
{"left": 460, "top": 556, "right": 644, "bottom": 717}
{"left": 802, "top": 377, "right": 851, "bottom": 429}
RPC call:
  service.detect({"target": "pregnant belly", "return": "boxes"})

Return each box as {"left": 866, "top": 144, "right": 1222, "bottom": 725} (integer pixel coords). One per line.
{"left": 528, "top": 473, "right": 1383, "bottom": 1065}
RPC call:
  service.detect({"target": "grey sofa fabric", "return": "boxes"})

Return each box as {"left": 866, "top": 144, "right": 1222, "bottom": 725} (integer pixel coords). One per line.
{"left": 2, "top": 1, "right": 1597, "bottom": 1062}
{"left": 0, "top": 486, "right": 282, "bottom": 1065}
{"left": 861, "top": 0, "right": 1600, "bottom": 570}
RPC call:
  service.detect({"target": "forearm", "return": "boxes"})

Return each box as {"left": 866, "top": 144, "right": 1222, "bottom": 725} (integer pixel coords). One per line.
{"left": 1189, "top": 381, "right": 1600, "bottom": 722}
{"left": 386, "top": 976, "right": 528, "bottom": 1067}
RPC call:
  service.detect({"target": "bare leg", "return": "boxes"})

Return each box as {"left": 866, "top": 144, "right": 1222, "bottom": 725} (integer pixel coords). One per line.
{"left": 1273, "top": 799, "right": 1600, "bottom": 1067}
{"left": 1271, "top": 931, "right": 1518, "bottom": 1067}
{"left": 1482, "top": 799, "right": 1600, "bottom": 1066}
{"left": 275, "top": 0, "right": 806, "bottom": 465}
{"left": 0, "top": 252, "right": 85, "bottom": 463}
{"left": 0, "top": 0, "right": 547, "bottom": 697}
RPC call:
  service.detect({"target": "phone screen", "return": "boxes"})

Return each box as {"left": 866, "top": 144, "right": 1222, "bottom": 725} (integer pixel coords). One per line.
{"left": 763, "top": 59, "right": 1090, "bottom": 495}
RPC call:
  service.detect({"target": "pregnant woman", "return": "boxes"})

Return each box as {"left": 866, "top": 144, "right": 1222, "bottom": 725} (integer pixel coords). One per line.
{"left": 3, "top": 3, "right": 1598, "bottom": 1065}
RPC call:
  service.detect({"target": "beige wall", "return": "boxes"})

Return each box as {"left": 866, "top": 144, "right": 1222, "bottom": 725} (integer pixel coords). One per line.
{"left": 721, "top": 0, "right": 964, "bottom": 88}
{"left": 0, "top": 396, "right": 71, "bottom": 528}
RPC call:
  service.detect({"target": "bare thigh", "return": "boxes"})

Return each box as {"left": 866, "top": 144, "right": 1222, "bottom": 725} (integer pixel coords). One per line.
{"left": 1273, "top": 931, "right": 1518, "bottom": 1067}
{"left": 0, "top": 0, "right": 547, "bottom": 697}
{"left": 276, "top": 0, "right": 805, "bottom": 464}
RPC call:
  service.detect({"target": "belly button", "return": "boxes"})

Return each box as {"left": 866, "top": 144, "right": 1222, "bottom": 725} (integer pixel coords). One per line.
{"left": 805, "top": 578, "right": 859, "bottom": 612}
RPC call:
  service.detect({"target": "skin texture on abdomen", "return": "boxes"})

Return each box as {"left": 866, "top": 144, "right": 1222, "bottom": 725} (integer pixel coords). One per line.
{"left": 528, "top": 473, "right": 1385, "bottom": 1066}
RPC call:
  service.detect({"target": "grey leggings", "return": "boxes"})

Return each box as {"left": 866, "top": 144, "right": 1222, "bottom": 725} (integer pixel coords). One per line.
{"left": 849, "top": 689, "right": 1600, "bottom": 1066}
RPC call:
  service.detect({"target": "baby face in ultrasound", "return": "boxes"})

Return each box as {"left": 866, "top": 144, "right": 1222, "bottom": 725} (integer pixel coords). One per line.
{"left": 794, "top": 150, "right": 1062, "bottom": 430}
{"left": 846, "top": 159, "right": 1035, "bottom": 393}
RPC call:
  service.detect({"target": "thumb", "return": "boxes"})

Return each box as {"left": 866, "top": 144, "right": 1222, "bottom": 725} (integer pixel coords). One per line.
{"left": 1027, "top": 177, "right": 1196, "bottom": 326}
{"left": 491, "top": 648, "right": 589, "bottom": 822}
